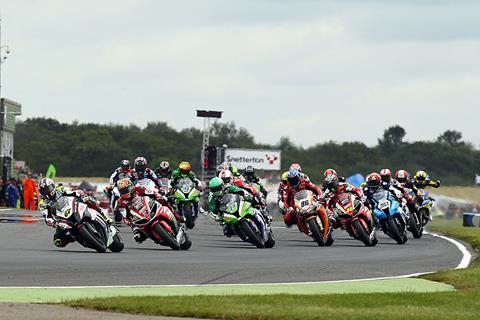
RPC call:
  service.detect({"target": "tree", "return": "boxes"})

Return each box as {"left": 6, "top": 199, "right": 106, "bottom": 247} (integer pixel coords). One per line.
{"left": 378, "top": 125, "right": 406, "bottom": 151}
{"left": 437, "top": 130, "right": 463, "bottom": 146}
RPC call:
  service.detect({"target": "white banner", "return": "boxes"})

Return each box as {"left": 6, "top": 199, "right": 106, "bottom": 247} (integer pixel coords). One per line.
{"left": 224, "top": 148, "right": 281, "bottom": 171}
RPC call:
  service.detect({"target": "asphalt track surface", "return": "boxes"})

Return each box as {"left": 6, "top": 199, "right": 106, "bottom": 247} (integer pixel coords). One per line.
{"left": 0, "top": 210, "right": 463, "bottom": 287}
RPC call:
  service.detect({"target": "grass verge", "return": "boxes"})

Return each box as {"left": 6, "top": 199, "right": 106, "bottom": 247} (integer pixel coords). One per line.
{"left": 67, "top": 219, "right": 480, "bottom": 320}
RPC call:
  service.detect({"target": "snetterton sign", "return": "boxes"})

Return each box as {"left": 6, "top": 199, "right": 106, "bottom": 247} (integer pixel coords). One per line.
{"left": 224, "top": 148, "right": 281, "bottom": 171}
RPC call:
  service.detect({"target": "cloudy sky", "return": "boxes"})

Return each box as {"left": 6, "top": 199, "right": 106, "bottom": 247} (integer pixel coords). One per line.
{"left": 2, "top": 0, "right": 479, "bottom": 147}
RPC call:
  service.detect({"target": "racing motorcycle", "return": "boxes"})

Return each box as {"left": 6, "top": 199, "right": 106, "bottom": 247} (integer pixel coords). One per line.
{"left": 416, "top": 189, "right": 435, "bottom": 228}
{"left": 218, "top": 193, "right": 275, "bottom": 249}
{"left": 293, "top": 190, "right": 333, "bottom": 247}
{"left": 371, "top": 189, "right": 410, "bottom": 244}
{"left": 173, "top": 177, "right": 201, "bottom": 229}
{"left": 125, "top": 192, "right": 191, "bottom": 250}
{"left": 334, "top": 193, "right": 377, "bottom": 247}
{"left": 54, "top": 196, "right": 124, "bottom": 253}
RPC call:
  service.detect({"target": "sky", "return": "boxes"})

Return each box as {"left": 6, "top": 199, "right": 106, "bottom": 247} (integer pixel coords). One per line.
{"left": 1, "top": 0, "right": 479, "bottom": 148}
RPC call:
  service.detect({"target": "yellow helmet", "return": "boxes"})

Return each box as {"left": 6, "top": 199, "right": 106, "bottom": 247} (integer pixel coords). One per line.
{"left": 414, "top": 170, "right": 428, "bottom": 182}
{"left": 281, "top": 171, "right": 289, "bottom": 183}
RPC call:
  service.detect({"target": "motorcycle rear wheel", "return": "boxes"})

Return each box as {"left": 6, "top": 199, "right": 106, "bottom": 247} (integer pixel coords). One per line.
{"left": 108, "top": 234, "right": 124, "bottom": 252}
{"left": 264, "top": 230, "right": 275, "bottom": 248}
{"left": 408, "top": 215, "right": 422, "bottom": 239}
{"left": 153, "top": 223, "right": 181, "bottom": 250}
{"left": 78, "top": 222, "right": 107, "bottom": 253}
{"left": 180, "top": 232, "right": 192, "bottom": 251}
{"left": 183, "top": 205, "right": 195, "bottom": 229}
{"left": 352, "top": 219, "right": 372, "bottom": 247}
{"left": 239, "top": 220, "right": 264, "bottom": 248}
{"left": 307, "top": 218, "right": 325, "bottom": 247}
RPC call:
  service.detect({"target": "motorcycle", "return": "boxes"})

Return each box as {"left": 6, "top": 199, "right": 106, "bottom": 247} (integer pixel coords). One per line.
{"left": 218, "top": 193, "right": 275, "bottom": 249}
{"left": 293, "top": 190, "right": 333, "bottom": 247}
{"left": 371, "top": 189, "right": 410, "bottom": 244}
{"left": 173, "top": 177, "right": 201, "bottom": 229}
{"left": 125, "top": 192, "right": 191, "bottom": 250}
{"left": 54, "top": 196, "right": 124, "bottom": 253}
{"left": 416, "top": 189, "right": 435, "bottom": 227}
{"left": 334, "top": 193, "right": 377, "bottom": 247}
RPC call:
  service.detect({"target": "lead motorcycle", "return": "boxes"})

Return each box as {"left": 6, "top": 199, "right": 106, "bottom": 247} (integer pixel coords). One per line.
{"left": 53, "top": 196, "right": 124, "bottom": 253}
{"left": 218, "top": 193, "right": 275, "bottom": 248}
{"left": 122, "top": 191, "right": 191, "bottom": 251}
{"left": 293, "top": 190, "right": 333, "bottom": 247}
{"left": 173, "top": 177, "right": 201, "bottom": 229}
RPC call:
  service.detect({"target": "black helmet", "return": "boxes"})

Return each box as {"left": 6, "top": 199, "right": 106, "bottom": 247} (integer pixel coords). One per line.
{"left": 120, "top": 159, "right": 130, "bottom": 171}
{"left": 134, "top": 157, "right": 147, "bottom": 173}
{"left": 39, "top": 178, "right": 57, "bottom": 200}
{"left": 244, "top": 165, "right": 255, "bottom": 180}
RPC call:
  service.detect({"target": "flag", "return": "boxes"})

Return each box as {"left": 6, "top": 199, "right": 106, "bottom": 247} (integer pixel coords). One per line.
{"left": 45, "top": 164, "right": 56, "bottom": 179}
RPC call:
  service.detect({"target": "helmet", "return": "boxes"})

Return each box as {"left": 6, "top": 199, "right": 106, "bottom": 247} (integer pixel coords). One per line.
{"left": 209, "top": 177, "right": 224, "bottom": 197}
{"left": 39, "top": 178, "right": 56, "bottom": 200}
{"left": 219, "top": 170, "right": 233, "bottom": 184}
{"left": 325, "top": 174, "right": 339, "bottom": 192}
{"left": 287, "top": 169, "right": 301, "bottom": 188}
{"left": 231, "top": 164, "right": 240, "bottom": 177}
{"left": 116, "top": 178, "right": 133, "bottom": 195}
{"left": 281, "top": 171, "right": 289, "bottom": 184}
{"left": 366, "top": 172, "right": 382, "bottom": 191}
{"left": 244, "top": 165, "right": 255, "bottom": 180}
{"left": 120, "top": 159, "right": 130, "bottom": 171}
{"left": 179, "top": 161, "right": 191, "bottom": 176}
{"left": 221, "top": 162, "right": 233, "bottom": 171}
{"left": 414, "top": 170, "right": 428, "bottom": 182}
{"left": 216, "top": 164, "right": 224, "bottom": 176}
{"left": 134, "top": 157, "right": 147, "bottom": 173}
{"left": 395, "top": 170, "right": 410, "bottom": 183}
{"left": 289, "top": 163, "right": 302, "bottom": 172}
{"left": 379, "top": 168, "right": 392, "bottom": 183}
{"left": 324, "top": 168, "right": 337, "bottom": 177}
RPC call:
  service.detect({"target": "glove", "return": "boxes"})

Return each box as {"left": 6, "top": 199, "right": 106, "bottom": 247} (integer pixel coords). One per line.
{"left": 45, "top": 217, "right": 56, "bottom": 227}
{"left": 435, "top": 180, "right": 441, "bottom": 188}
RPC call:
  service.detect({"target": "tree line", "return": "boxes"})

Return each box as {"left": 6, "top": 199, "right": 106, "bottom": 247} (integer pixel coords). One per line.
{"left": 14, "top": 118, "right": 479, "bottom": 185}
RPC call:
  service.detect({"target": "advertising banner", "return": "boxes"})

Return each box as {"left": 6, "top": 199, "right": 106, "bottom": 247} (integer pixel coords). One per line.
{"left": 224, "top": 148, "right": 281, "bottom": 171}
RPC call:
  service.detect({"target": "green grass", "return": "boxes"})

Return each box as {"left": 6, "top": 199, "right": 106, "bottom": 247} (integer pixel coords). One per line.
{"left": 67, "top": 218, "right": 480, "bottom": 320}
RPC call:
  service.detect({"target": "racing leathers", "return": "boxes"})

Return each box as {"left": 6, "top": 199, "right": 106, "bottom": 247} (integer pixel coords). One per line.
{"left": 131, "top": 168, "right": 162, "bottom": 189}
{"left": 171, "top": 169, "right": 200, "bottom": 189}
{"left": 283, "top": 179, "right": 322, "bottom": 231}
{"left": 277, "top": 182, "right": 289, "bottom": 214}
{"left": 40, "top": 186, "right": 108, "bottom": 247}
{"left": 107, "top": 167, "right": 133, "bottom": 222}
{"left": 154, "top": 167, "right": 172, "bottom": 180}
{"left": 116, "top": 185, "right": 171, "bottom": 243}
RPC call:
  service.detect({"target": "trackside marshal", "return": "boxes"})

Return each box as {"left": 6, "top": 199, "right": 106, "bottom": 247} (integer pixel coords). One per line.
{"left": 224, "top": 148, "right": 281, "bottom": 171}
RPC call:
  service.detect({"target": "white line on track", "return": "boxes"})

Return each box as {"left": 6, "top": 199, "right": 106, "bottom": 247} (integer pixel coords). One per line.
{"left": 0, "top": 230, "right": 473, "bottom": 289}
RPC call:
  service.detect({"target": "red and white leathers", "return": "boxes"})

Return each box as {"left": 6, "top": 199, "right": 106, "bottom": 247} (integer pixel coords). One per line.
{"left": 116, "top": 185, "right": 172, "bottom": 225}
{"left": 389, "top": 179, "right": 416, "bottom": 213}
{"left": 283, "top": 179, "right": 322, "bottom": 230}
{"left": 277, "top": 182, "right": 289, "bottom": 213}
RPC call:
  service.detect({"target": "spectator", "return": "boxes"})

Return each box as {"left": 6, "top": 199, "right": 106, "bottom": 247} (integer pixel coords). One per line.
{"left": 16, "top": 178, "right": 24, "bottom": 208}
{"left": 5, "top": 178, "right": 20, "bottom": 208}
{"left": 23, "top": 172, "right": 39, "bottom": 210}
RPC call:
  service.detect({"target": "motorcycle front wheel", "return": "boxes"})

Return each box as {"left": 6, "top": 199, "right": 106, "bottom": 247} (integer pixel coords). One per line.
{"left": 239, "top": 220, "right": 264, "bottom": 248}
{"left": 153, "top": 223, "right": 181, "bottom": 250}
{"left": 307, "top": 218, "right": 325, "bottom": 247}
{"left": 78, "top": 222, "right": 107, "bottom": 253}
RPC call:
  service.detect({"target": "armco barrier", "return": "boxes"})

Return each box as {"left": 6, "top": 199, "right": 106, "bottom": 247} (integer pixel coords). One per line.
{"left": 463, "top": 213, "right": 480, "bottom": 227}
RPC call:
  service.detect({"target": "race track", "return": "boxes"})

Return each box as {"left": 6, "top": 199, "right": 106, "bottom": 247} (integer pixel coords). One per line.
{"left": 0, "top": 210, "right": 464, "bottom": 287}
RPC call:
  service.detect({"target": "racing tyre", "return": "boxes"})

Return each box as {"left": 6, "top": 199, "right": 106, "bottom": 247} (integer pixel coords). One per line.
{"left": 408, "top": 216, "right": 422, "bottom": 239}
{"left": 353, "top": 219, "right": 372, "bottom": 247}
{"left": 180, "top": 232, "right": 192, "bottom": 251}
{"left": 239, "top": 220, "right": 264, "bottom": 248}
{"left": 78, "top": 222, "right": 107, "bottom": 253}
{"left": 183, "top": 205, "right": 195, "bottom": 229}
{"left": 108, "top": 234, "right": 124, "bottom": 252}
{"left": 387, "top": 218, "right": 405, "bottom": 244}
{"left": 307, "top": 218, "right": 325, "bottom": 247}
{"left": 153, "top": 223, "right": 181, "bottom": 250}
{"left": 264, "top": 230, "right": 275, "bottom": 248}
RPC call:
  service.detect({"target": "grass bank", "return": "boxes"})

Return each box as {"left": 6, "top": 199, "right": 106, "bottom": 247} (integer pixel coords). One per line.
{"left": 68, "top": 219, "right": 480, "bottom": 320}
{"left": 430, "top": 186, "right": 480, "bottom": 205}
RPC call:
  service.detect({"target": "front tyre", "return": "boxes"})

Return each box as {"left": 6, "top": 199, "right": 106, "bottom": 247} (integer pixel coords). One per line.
{"left": 153, "top": 223, "right": 180, "bottom": 250}
{"left": 408, "top": 215, "right": 422, "bottom": 239}
{"left": 352, "top": 219, "right": 372, "bottom": 247}
{"left": 239, "top": 220, "right": 264, "bottom": 248}
{"left": 180, "top": 232, "right": 192, "bottom": 250}
{"left": 387, "top": 217, "right": 406, "bottom": 244}
{"left": 78, "top": 222, "right": 107, "bottom": 253}
{"left": 307, "top": 218, "right": 325, "bottom": 247}
{"left": 183, "top": 205, "right": 195, "bottom": 229}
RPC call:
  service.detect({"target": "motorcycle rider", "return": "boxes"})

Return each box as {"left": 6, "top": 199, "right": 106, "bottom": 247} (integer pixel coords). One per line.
{"left": 106, "top": 160, "right": 133, "bottom": 223}
{"left": 170, "top": 161, "right": 201, "bottom": 221}
{"left": 115, "top": 178, "right": 171, "bottom": 243}
{"left": 394, "top": 169, "right": 410, "bottom": 184}
{"left": 155, "top": 161, "right": 173, "bottom": 179}
{"left": 283, "top": 169, "right": 322, "bottom": 232}
{"left": 131, "top": 157, "right": 162, "bottom": 189}
{"left": 277, "top": 171, "right": 289, "bottom": 215}
{"left": 207, "top": 177, "right": 254, "bottom": 237}
{"left": 321, "top": 168, "right": 346, "bottom": 191}
{"left": 243, "top": 166, "right": 268, "bottom": 198}
{"left": 404, "top": 170, "right": 440, "bottom": 220}
{"left": 380, "top": 168, "right": 417, "bottom": 215}
{"left": 38, "top": 178, "right": 112, "bottom": 247}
